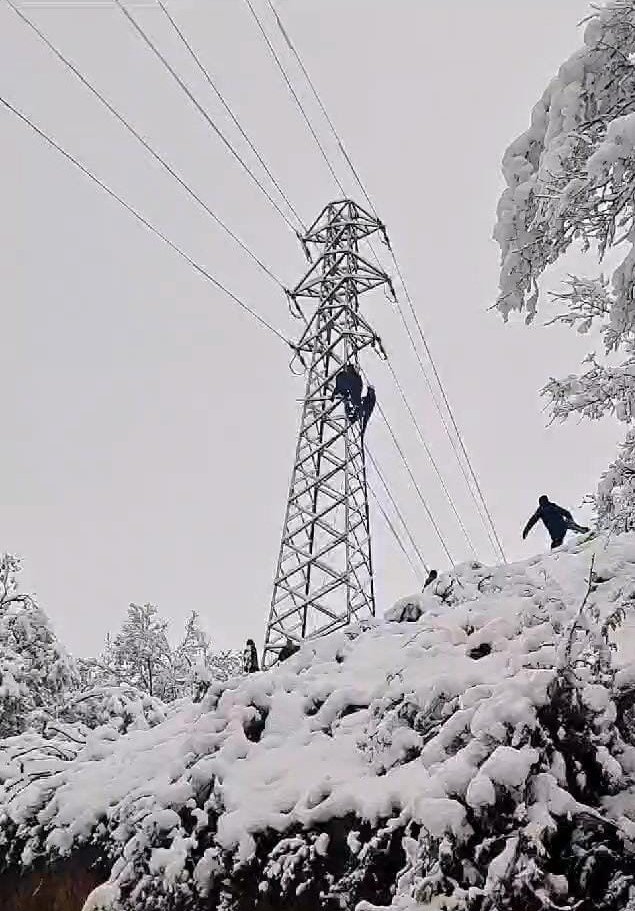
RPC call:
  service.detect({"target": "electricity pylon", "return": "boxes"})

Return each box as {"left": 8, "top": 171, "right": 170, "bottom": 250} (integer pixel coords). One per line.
{"left": 263, "top": 199, "right": 394, "bottom": 667}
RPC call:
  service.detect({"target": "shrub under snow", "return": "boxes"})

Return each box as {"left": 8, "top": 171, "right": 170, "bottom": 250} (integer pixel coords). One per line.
{"left": 4, "top": 536, "right": 635, "bottom": 909}
{"left": 0, "top": 554, "right": 78, "bottom": 738}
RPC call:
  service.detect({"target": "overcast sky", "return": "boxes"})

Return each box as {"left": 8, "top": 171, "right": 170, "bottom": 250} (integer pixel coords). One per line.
{"left": 0, "top": 0, "right": 623, "bottom": 656}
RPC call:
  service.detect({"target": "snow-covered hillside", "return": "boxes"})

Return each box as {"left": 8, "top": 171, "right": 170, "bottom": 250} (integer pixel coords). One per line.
{"left": 4, "top": 535, "right": 635, "bottom": 910}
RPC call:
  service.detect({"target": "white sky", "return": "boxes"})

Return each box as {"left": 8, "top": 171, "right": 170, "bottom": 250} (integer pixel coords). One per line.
{"left": 0, "top": 0, "right": 623, "bottom": 656}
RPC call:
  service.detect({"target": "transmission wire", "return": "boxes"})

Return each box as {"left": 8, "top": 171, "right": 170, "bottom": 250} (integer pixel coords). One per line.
{"left": 367, "top": 481, "right": 426, "bottom": 585}
{"left": 366, "top": 449, "right": 429, "bottom": 576}
{"left": 0, "top": 93, "right": 291, "bottom": 346}
{"left": 385, "top": 360, "right": 477, "bottom": 556}
{"left": 5, "top": 0, "right": 286, "bottom": 291}
{"left": 390, "top": 254, "right": 507, "bottom": 563}
{"left": 155, "top": 0, "right": 306, "bottom": 232}
{"left": 241, "top": 0, "right": 347, "bottom": 198}
{"left": 358, "top": 362, "right": 452, "bottom": 564}
{"left": 262, "top": 0, "right": 505, "bottom": 562}
{"left": 112, "top": 0, "right": 299, "bottom": 234}
{"left": 376, "top": 404, "right": 454, "bottom": 565}
{"left": 265, "top": 0, "right": 376, "bottom": 217}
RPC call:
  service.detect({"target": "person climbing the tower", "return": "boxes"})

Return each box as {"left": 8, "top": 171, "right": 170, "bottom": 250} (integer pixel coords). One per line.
{"left": 331, "top": 364, "right": 363, "bottom": 422}
{"left": 278, "top": 637, "right": 300, "bottom": 663}
{"left": 242, "top": 638, "right": 259, "bottom": 674}
{"left": 360, "top": 385, "right": 376, "bottom": 435}
{"left": 522, "top": 495, "right": 590, "bottom": 550}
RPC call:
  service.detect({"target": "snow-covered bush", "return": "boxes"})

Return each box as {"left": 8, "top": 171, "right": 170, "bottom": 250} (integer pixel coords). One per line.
{"left": 5, "top": 537, "right": 635, "bottom": 910}
{"left": 494, "top": 0, "right": 635, "bottom": 530}
{"left": 171, "top": 611, "right": 243, "bottom": 698}
{"left": 0, "top": 554, "right": 78, "bottom": 737}
{"left": 95, "top": 602, "right": 173, "bottom": 700}
{"left": 83, "top": 606, "right": 243, "bottom": 703}
{"left": 59, "top": 685, "right": 167, "bottom": 734}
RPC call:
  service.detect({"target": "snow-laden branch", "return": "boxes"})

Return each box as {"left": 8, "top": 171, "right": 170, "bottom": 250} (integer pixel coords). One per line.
{"left": 543, "top": 353, "right": 635, "bottom": 422}
{"left": 494, "top": 2, "right": 635, "bottom": 533}
{"left": 494, "top": 1, "right": 635, "bottom": 323}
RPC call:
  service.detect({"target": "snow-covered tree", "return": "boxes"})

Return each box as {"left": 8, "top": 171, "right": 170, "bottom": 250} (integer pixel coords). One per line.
{"left": 100, "top": 602, "right": 173, "bottom": 700}
{"left": 171, "top": 610, "right": 210, "bottom": 692}
{"left": 494, "top": 1, "right": 635, "bottom": 529}
{"left": 172, "top": 610, "right": 243, "bottom": 699}
{"left": 0, "top": 554, "right": 77, "bottom": 737}
{"left": 84, "top": 606, "right": 244, "bottom": 702}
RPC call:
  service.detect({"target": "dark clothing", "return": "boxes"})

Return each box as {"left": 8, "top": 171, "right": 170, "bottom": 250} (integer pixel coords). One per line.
{"left": 523, "top": 498, "right": 589, "bottom": 547}
{"left": 278, "top": 641, "right": 300, "bottom": 663}
{"left": 423, "top": 569, "right": 438, "bottom": 590}
{"left": 243, "top": 640, "right": 259, "bottom": 674}
{"left": 360, "top": 387, "right": 377, "bottom": 435}
{"left": 332, "top": 365, "right": 363, "bottom": 423}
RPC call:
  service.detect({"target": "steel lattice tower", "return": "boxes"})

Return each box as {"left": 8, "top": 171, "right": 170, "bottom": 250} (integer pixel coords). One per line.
{"left": 263, "top": 200, "right": 394, "bottom": 667}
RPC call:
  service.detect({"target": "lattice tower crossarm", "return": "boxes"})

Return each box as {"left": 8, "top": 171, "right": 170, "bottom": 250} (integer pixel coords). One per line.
{"left": 263, "top": 200, "right": 394, "bottom": 668}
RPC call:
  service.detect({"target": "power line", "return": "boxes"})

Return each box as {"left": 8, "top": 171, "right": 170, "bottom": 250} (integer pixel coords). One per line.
{"left": 384, "top": 359, "right": 477, "bottom": 556}
{"left": 376, "top": 404, "right": 454, "bottom": 566}
{"left": 0, "top": 92, "right": 291, "bottom": 347}
{"left": 261, "top": 0, "right": 506, "bottom": 563}
{"left": 241, "top": 0, "right": 347, "bottom": 198}
{"left": 155, "top": 0, "right": 306, "bottom": 233}
{"left": 359, "top": 361, "right": 453, "bottom": 564}
{"left": 367, "top": 449, "right": 429, "bottom": 577}
{"left": 379, "top": 256, "right": 501, "bottom": 559}
{"left": 248, "top": 6, "right": 472, "bottom": 560}
{"left": 112, "top": 0, "right": 299, "bottom": 234}
{"left": 368, "top": 480, "right": 425, "bottom": 585}
{"left": 265, "top": 0, "right": 376, "bottom": 217}
{"left": 390, "top": 254, "right": 507, "bottom": 563}
{"left": 5, "top": 0, "right": 286, "bottom": 291}
{"left": 366, "top": 227, "right": 503, "bottom": 562}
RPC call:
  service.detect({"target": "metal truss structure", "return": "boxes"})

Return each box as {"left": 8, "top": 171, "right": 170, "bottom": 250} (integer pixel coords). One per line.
{"left": 263, "top": 199, "right": 394, "bottom": 667}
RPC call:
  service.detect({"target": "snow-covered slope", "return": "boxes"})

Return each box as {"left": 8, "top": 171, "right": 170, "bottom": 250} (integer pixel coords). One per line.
{"left": 4, "top": 535, "right": 635, "bottom": 910}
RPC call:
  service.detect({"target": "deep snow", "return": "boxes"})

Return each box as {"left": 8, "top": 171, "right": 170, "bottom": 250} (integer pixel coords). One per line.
{"left": 4, "top": 533, "right": 635, "bottom": 909}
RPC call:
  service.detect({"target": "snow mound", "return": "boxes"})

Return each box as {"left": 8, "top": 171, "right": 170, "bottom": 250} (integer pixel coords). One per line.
{"left": 4, "top": 535, "right": 635, "bottom": 910}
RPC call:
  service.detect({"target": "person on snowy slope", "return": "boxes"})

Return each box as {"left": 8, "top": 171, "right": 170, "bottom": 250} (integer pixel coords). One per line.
{"left": 243, "top": 638, "right": 259, "bottom": 674}
{"left": 278, "top": 638, "right": 300, "bottom": 662}
{"left": 423, "top": 568, "right": 438, "bottom": 590}
{"left": 522, "top": 495, "right": 589, "bottom": 549}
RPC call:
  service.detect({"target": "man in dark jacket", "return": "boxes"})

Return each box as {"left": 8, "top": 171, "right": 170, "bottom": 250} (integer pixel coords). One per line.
{"left": 331, "top": 364, "right": 363, "bottom": 422}
{"left": 522, "top": 495, "right": 589, "bottom": 549}
{"left": 278, "top": 637, "right": 300, "bottom": 662}
{"left": 423, "top": 568, "right": 438, "bottom": 590}
{"left": 242, "top": 638, "right": 259, "bottom": 674}
{"left": 360, "top": 385, "right": 377, "bottom": 435}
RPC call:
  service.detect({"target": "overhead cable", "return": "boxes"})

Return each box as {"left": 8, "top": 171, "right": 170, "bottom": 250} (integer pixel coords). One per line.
{"left": 261, "top": 0, "right": 506, "bottom": 562}
{"left": 0, "top": 93, "right": 291, "bottom": 346}
{"left": 155, "top": 0, "right": 306, "bottom": 232}
{"left": 241, "top": 0, "right": 347, "bottom": 198}
{"left": 376, "top": 404, "right": 454, "bottom": 566}
{"left": 113, "top": 0, "right": 299, "bottom": 233}
{"left": 5, "top": 0, "right": 286, "bottom": 291}
{"left": 368, "top": 481, "right": 426, "bottom": 585}
{"left": 385, "top": 360, "right": 476, "bottom": 556}
{"left": 390, "top": 254, "right": 507, "bottom": 563}
{"left": 265, "top": 0, "right": 376, "bottom": 216}
{"left": 366, "top": 449, "right": 429, "bottom": 576}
